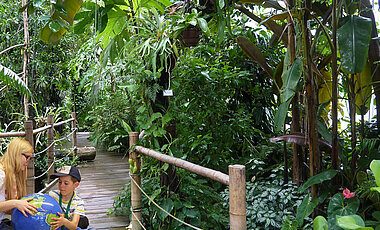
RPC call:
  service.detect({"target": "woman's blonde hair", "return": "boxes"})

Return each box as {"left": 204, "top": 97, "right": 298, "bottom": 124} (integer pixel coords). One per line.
{"left": 1, "top": 138, "right": 33, "bottom": 200}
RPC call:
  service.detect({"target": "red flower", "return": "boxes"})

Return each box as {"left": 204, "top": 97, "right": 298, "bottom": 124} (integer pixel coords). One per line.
{"left": 343, "top": 188, "right": 355, "bottom": 198}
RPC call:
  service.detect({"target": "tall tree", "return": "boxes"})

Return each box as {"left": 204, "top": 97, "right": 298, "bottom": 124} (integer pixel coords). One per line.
{"left": 22, "top": 0, "right": 30, "bottom": 117}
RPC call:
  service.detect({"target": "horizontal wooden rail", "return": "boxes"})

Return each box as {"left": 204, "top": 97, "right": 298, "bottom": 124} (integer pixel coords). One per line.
{"left": 38, "top": 178, "right": 58, "bottom": 194}
{"left": 135, "top": 146, "right": 230, "bottom": 185}
{"left": 33, "top": 125, "right": 53, "bottom": 134}
{"left": 0, "top": 132, "right": 25, "bottom": 138}
{"left": 54, "top": 118, "right": 74, "bottom": 127}
{"left": 1, "top": 117, "right": 75, "bottom": 138}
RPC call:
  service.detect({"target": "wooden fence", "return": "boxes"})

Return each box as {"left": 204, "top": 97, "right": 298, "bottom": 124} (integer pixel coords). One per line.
{"left": 0, "top": 112, "right": 77, "bottom": 194}
{"left": 129, "top": 132, "right": 246, "bottom": 230}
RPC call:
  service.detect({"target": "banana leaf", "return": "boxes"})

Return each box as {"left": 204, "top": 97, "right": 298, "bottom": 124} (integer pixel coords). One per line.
{"left": 337, "top": 15, "right": 372, "bottom": 74}
{"left": 280, "top": 57, "right": 302, "bottom": 103}
{"left": 270, "top": 133, "right": 332, "bottom": 150}
{"left": 355, "top": 61, "right": 373, "bottom": 115}
{"left": 236, "top": 36, "right": 273, "bottom": 76}
{"left": 273, "top": 55, "right": 302, "bottom": 132}
{"left": 40, "top": 0, "right": 83, "bottom": 44}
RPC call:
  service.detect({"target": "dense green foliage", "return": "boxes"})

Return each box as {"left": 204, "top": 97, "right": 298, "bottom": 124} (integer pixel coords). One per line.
{"left": 1, "top": 0, "right": 379, "bottom": 229}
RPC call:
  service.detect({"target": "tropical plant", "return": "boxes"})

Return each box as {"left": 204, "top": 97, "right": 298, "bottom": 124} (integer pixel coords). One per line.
{"left": 0, "top": 64, "right": 31, "bottom": 97}
{"left": 110, "top": 164, "right": 229, "bottom": 229}
{"left": 223, "top": 168, "right": 310, "bottom": 229}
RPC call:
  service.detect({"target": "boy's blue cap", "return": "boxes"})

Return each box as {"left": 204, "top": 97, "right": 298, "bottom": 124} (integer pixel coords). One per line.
{"left": 50, "top": 166, "right": 81, "bottom": 182}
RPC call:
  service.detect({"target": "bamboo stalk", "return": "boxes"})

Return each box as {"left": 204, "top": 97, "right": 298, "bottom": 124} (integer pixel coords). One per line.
{"left": 135, "top": 146, "right": 230, "bottom": 185}
{"left": 33, "top": 125, "right": 52, "bottom": 134}
{"left": 129, "top": 132, "right": 142, "bottom": 230}
{"left": 25, "top": 120, "right": 34, "bottom": 194}
{"left": 331, "top": 0, "right": 339, "bottom": 179}
{"left": 54, "top": 118, "right": 74, "bottom": 127}
{"left": 71, "top": 112, "right": 77, "bottom": 153}
{"left": 47, "top": 114, "right": 55, "bottom": 180}
{"left": 0, "top": 132, "right": 25, "bottom": 138}
{"left": 38, "top": 178, "right": 58, "bottom": 194}
{"left": 22, "top": 0, "right": 30, "bottom": 117}
{"left": 229, "top": 165, "right": 246, "bottom": 230}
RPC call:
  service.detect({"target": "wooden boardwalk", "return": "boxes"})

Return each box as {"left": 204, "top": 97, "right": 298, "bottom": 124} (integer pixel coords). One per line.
{"left": 54, "top": 132, "right": 131, "bottom": 229}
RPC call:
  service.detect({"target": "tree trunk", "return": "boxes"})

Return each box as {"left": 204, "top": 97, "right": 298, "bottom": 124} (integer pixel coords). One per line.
{"left": 22, "top": 0, "right": 30, "bottom": 117}
{"left": 331, "top": 0, "right": 339, "bottom": 177}
{"left": 286, "top": 0, "right": 306, "bottom": 185}
{"left": 302, "top": 0, "right": 321, "bottom": 197}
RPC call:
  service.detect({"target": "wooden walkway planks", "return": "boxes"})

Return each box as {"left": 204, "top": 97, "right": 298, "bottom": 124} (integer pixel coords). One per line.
{"left": 58, "top": 132, "right": 131, "bottom": 229}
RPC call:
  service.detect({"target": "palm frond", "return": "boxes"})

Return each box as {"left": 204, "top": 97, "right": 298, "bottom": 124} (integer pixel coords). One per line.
{"left": 0, "top": 64, "right": 31, "bottom": 97}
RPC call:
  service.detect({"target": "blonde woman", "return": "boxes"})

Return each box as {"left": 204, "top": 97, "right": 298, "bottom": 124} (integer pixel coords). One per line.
{"left": 0, "top": 138, "right": 37, "bottom": 229}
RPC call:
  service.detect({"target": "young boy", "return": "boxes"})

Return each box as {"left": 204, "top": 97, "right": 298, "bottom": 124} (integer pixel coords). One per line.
{"left": 49, "top": 166, "right": 88, "bottom": 230}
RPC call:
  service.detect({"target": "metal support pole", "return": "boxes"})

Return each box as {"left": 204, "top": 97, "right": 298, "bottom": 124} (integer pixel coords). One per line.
{"left": 71, "top": 112, "right": 77, "bottom": 153}
{"left": 129, "top": 132, "right": 141, "bottom": 230}
{"left": 47, "top": 114, "right": 55, "bottom": 180}
{"left": 25, "top": 120, "right": 34, "bottom": 194}
{"left": 229, "top": 165, "right": 246, "bottom": 230}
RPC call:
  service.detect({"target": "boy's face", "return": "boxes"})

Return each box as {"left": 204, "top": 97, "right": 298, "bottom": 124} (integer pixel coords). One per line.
{"left": 58, "top": 176, "right": 79, "bottom": 197}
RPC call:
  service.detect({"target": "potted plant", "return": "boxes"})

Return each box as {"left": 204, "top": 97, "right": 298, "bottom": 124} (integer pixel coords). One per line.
{"left": 169, "top": 8, "right": 210, "bottom": 47}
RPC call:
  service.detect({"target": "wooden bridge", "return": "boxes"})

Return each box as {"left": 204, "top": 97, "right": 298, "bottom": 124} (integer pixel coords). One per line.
{"left": 55, "top": 132, "right": 131, "bottom": 229}
{"left": 1, "top": 115, "right": 247, "bottom": 229}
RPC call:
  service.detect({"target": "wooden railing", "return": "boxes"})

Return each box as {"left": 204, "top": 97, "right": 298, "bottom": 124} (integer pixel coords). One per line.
{"left": 0, "top": 112, "right": 77, "bottom": 194}
{"left": 128, "top": 132, "right": 246, "bottom": 230}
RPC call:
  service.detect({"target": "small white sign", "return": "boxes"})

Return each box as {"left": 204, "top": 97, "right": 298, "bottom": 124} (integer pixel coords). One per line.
{"left": 163, "top": 90, "right": 173, "bottom": 97}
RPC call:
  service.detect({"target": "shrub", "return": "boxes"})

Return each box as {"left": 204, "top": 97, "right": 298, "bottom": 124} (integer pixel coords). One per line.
{"left": 222, "top": 169, "right": 308, "bottom": 229}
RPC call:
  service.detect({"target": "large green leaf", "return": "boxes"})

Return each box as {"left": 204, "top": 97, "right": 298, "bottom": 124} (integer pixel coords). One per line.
{"left": 355, "top": 61, "right": 373, "bottom": 115}
{"left": 314, "top": 216, "right": 328, "bottom": 230}
{"left": 337, "top": 15, "right": 372, "bottom": 74}
{"left": 370, "top": 160, "right": 380, "bottom": 187}
{"left": 328, "top": 193, "right": 360, "bottom": 230}
{"left": 236, "top": 36, "right": 273, "bottom": 76}
{"left": 273, "top": 57, "right": 302, "bottom": 132}
{"left": 296, "top": 194, "right": 319, "bottom": 226}
{"left": 298, "top": 169, "right": 338, "bottom": 193}
{"left": 40, "top": 0, "right": 83, "bottom": 44}
{"left": 158, "top": 198, "right": 174, "bottom": 220}
{"left": 0, "top": 64, "right": 31, "bottom": 97}
{"left": 280, "top": 57, "right": 302, "bottom": 103}
{"left": 274, "top": 99, "right": 291, "bottom": 132}
{"left": 336, "top": 215, "right": 373, "bottom": 230}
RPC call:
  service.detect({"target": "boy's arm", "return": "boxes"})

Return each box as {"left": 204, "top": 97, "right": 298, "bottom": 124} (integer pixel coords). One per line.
{"left": 64, "top": 213, "right": 80, "bottom": 230}
{"left": 51, "top": 213, "right": 80, "bottom": 230}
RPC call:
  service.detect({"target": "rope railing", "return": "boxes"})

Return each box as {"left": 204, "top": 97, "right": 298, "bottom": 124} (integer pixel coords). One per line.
{"left": 33, "top": 128, "right": 78, "bottom": 157}
{"left": 0, "top": 112, "right": 78, "bottom": 194}
{"left": 129, "top": 172, "right": 202, "bottom": 230}
{"left": 130, "top": 207, "right": 147, "bottom": 230}
{"left": 28, "top": 150, "right": 73, "bottom": 180}
{"left": 128, "top": 132, "right": 247, "bottom": 230}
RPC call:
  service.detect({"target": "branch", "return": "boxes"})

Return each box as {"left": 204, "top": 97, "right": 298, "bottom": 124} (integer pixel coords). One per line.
{"left": 0, "top": 85, "right": 7, "bottom": 92}
{"left": 0, "top": 43, "right": 26, "bottom": 56}
{"left": 235, "top": 4, "right": 288, "bottom": 46}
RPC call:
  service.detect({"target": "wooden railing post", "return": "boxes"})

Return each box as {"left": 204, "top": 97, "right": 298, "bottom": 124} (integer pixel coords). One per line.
{"left": 25, "top": 120, "right": 34, "bottom": 194}
{"left": 229, "top": 165, "right": 246, "bottom": 230}
{"left": 47, "top": 114, "right": 55, "bottom": 180}
{"left": 129, "top": 132, "right": 141, "bottom": 230}
{"left": 71, "top": 112, "right": 77, "bottom": 153}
